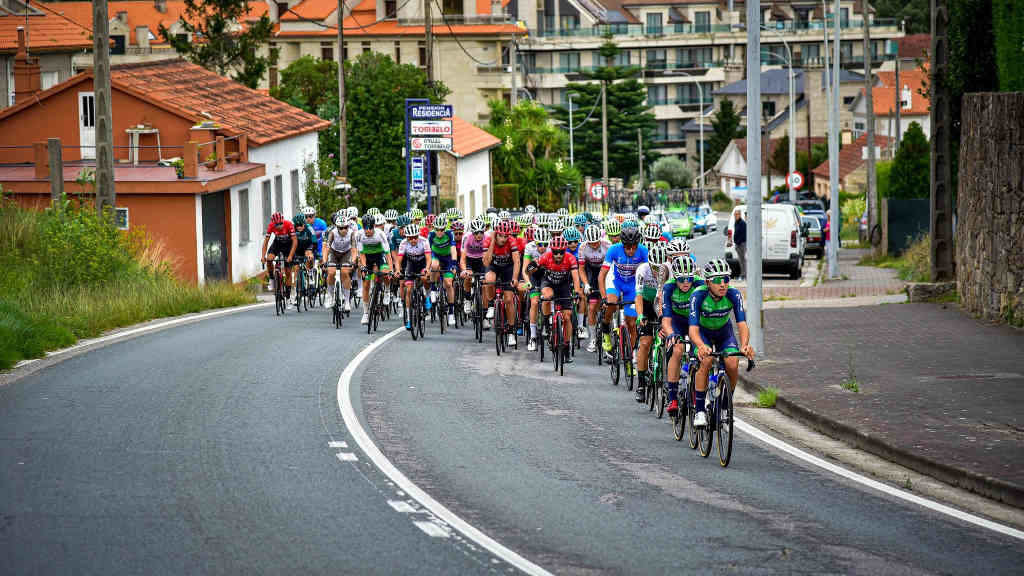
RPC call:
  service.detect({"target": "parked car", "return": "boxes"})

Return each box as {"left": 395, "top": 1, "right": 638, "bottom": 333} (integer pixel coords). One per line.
{"left": 802, "top": 209, "right": 828, "bottom": 233}
{"left": 692, "top": 204, "right": 717, "bottom": 235}
{"left": 725, "top": 203, "right": 806, "bottom": 279}
{"left": 801, "top": 215, "right": 824, "bottom": 258}
{"left": 665, "top": 210, "right": 693, "bottom": 239}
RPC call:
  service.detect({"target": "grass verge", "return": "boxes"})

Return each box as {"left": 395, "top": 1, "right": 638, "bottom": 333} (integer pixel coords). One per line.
{"left": 858, "top": 234, "right": 930, "bottom": 282}
{"left": 757, "top": 387, "right": 779, "bottom": 408}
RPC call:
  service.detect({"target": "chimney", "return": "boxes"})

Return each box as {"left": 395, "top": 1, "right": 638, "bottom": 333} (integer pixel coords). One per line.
{"left": 491, "top": 0, "right": 501, "bottom": 17}
{"left": 136, "top": 26, "right": 151, "bottom": 49}
{"left": 117, "top": 11, "right": 128, "bottom": 23}
{"left": 154, "top": 0, "right": 167, "bottom": 14}
{"left": 13, "top": 27, "right": 41, "bottom": 104}
{"left": 901, "top": 85, "right": 912, "bottom": 110}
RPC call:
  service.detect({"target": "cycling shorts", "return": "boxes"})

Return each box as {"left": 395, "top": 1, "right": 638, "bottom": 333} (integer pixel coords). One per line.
{"left": 669, "top": 315, "right": 689, "bottom": 340}
{"left": 698, "top": 323, "right": 740, "bottom": 356}
{"left": 465, "top": 256, "right": 485, "bottom": 275}
{"left": 606, "top": 278, "right": 637, "bottom": 318}
{"left": 327, "top": 249, "right": 354, "bottom": 268}
{"left": 403, "top": 258, "right": 428, "bottom": 278}
{"left": 268, "top": 243, "right": 295, "bottom": 264}
{"left": 541, "top": 279, "right": 574, "bottom": 308}
{"left": 638, "top": 298, "right": 659, "bottom": 336}
{"left": 433, "top": 253, "right": 457, "bottom": 275}
{"left": 364, "top": 252, "right": 389, "bottom": 274}
{"left": 489, "top": 264, "right": 515, "bottom": 287}
{"left": 584, "top": 264, "right": 602, "bottom": 300}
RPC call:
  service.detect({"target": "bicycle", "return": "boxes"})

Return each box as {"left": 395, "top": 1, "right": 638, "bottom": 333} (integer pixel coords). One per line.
{"left": 404, "top": 274, "right": 427, "bottom": 341}
{"left": 669, "top": 337, "right": 694, "bottom": 442}
{"left": 331, "top": 276, "right": 344, "bottom": 329}
{"left": 468, "top": 273, "right": 486, "bottom": 343}
{"left": 540, "top": 296, "right": 571, "bottom": 376}
{"left": 362, "top": 266, "right": 389, "bottom": 335}
{"left": 602, "top": 300, "right": 634, "bottom": 390}
{"left": 294, "top": 259, "right": 309, "bottom": 313}
{"left": 646, "top": 329, "right": 668, "bottom": 418}
{"left": 689, "top": 350, "right": 755, "bottom": 467}
{"left": 453, "top": 275, "right": 467, "bottom": 329}
{"left": 267, "top": 257, "right": 288, "bottom": 316}
{"left": 485, "top": 281, "right": 519, "bottom": 356}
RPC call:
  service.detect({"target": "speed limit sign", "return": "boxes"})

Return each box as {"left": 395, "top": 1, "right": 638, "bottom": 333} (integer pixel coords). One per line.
{"left": 589, "top": 181, "right": 607, "bottom": 200}
{"left": 787, "top": 171, "right": 804, "bottom": 190}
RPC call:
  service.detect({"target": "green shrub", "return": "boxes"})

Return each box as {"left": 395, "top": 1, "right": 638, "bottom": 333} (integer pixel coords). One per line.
{"left": 757, "top": 387, "right": 778, "bottom": 408}
{"left": 653, "top": 180, "right": 671, "bottom": 191}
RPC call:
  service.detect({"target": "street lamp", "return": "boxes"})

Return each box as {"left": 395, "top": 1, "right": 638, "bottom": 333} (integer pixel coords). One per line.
{"left": 759, "top": 24, "right": 797, "bottom": 204}
{"left": 567, "top": 92, "right": 577, "bottom": 166}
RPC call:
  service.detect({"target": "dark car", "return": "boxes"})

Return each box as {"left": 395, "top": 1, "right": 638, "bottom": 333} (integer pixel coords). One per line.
{"left": 801, "top": 215, "right": 824, "bottom": 258}
{"left": 803, "top": 209, "right": 827, "bottom": 232}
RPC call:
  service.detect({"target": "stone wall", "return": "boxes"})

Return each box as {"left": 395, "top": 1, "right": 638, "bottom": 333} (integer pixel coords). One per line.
{"left": 956, "top": 93, "right": 1024, "bottom": 325}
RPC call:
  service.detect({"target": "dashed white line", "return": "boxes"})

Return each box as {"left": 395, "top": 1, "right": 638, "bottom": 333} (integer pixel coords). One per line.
{"left": 336, "top": 452, "right": 359, "bottom": 462}
{"left": 328, "top": 441, "right": 349, "bottom": 449}
{"left": 388, "top": 500, "right": 420, "bottom": 514}
{"left": 414, "top": 520, "right": 452, "bottom": 538}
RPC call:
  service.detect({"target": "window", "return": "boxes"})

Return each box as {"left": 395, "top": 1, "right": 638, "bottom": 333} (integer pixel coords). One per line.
{"left": 522, "top": 52, "right": 536, "bottom": 73}
{"left": 646, "top": 49, "right": 666, "bottom": 69}
{"left": 321, "top": 42, "right": 334, "bottom": 61}
{"left": 677, "top": 83, "right": 704, "bottom": 104}
{"left": 502, "top": 43, "right": 510, "bottom": 67}
{"left": 656, "top": 120, "right": 669, "bottom": 141}
{"left": 41, "top": 71, "right": 59, "bottom": 90}
{"left": 261, "top": 180, "right": 272, "bottom": 225}
{"left": 678, "top": 47, "right": 712, "bottom": 67}
{"left": 647, "top": 84, "right": 667, "bottom": 105}
{"left": 276, "top": 2, "right": 289, "bottom": 19}
{"left": 442, "top": 0, "right": 461, "bottom": 15}
{"left": 343, "top": 42, "right": 349, "bottom": 61}
{"left": 114, "top": 208, "right": 129, "bottom": 230}
{"left": 291, "top": 170, "right": 300, "bottom": 212}
{"left": 762, "top": 101, "right": 776, "bottom": 118}
{"left": 111, "top": 35, "right": 126, "bottom": 55}
{"left": 6, "top": 58, "right": 14, "bottom": 105}
{"left": 559, "top": 51, "right": 580, "bottom": 72}
{"left": 853, "top": 121, "right": 865, "bottom": 138}
{"left": 802, "top": 43, "right": 820, "bottom": 63}
{"left": 840, "top": 41, "right": 853, "bottom": 62}
{"left": 840, "top": 7, "right": 849, "bottom": 26}
{"left": 646, "top": 13, "right": 663, "bottom": 35}
{"left": 361, "top": 41, "right": 371, "bottom": 54}
{"left": 238, "top": 188, "right": 250, "bottom": 244}
{"left": 385, "top": 0, "right": 396, "bottom": 17}
{"left": 614, "top": 50, "right": 631, "bottom": 66}
{"left": 394, "top": 41, "right": 401, "bottom": 63}
{"left": 560, "top": 14, "right": 579, "bottom": 30}
{"left": 843, "top": 95, "right": 856, "bottom": 105}
{"left": 274, "top": 175, "right": 284, "bottom": 214}
{"left": 418, "top": 41, "right": 426, "bottom": 67}
{"left": 694, "top": 11, "right": 711, "bottom": 33}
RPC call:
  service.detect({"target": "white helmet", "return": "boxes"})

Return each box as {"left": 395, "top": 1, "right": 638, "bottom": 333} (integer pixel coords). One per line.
{"left": 402, "top": 224, "right": 420, "bottom": 237}
{"left": 469, "top": 218, "right": 487, "bottom": 234}
{"left": 671, "top": 256, "right": 697, "bottom": 279}
{"left": 384, "top": 209, "right": 399, "bottom": 221}
{"left": 374, "top": 213, "right": 386, "bottom": 227}
{"left": 524, "top": 204, "right": 537, "bottom": 214}
{"left": 347, "top": 206, "right": 359, "bottom": 219}
{"left": 533, "top": 228, "right": 551, "bottom": 244}
{"left": 647, "top": 243, "right": 669, "bottom": 266}
{"left": 334, "top": 215, "right": 347, "bottom": 228}
{"left": 498, "top": 210, "right": 512, "bottom": 222}
{"left": 302, "top": 206, "right": 316, "bottom": 217}
{"left": 642, "top": 224, "right": 662, "bottom": 242}
{"left": 583, "top": 224, "right": 603, "bottom": 243}
{"left": 366, "top": 207, "right": 381, "bottom": 217}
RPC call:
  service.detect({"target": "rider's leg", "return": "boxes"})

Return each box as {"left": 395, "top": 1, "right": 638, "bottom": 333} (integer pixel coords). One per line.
{"left": 724, "top": 357, "right": 740, "bottom": 393}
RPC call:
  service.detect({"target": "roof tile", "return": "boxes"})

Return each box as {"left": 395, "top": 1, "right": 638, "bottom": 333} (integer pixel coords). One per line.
{"left": 811, "top": 133, "right": 892, "bottom": 180}
{"left": 449, "top": 116, "right": 499, "bottom": 157}
{"left": 0, "top": 2, "right": 92, "bottom": 52}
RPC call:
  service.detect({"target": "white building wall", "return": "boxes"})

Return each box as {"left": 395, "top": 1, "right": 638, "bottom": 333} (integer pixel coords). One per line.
{"left": 228, "top": 131, "right": 319, "bottom": 283}
{"left": 454, "top": 150, "right": 491, "bottom": 220}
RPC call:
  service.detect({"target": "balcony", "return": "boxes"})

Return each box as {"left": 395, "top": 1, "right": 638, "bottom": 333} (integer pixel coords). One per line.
{"left": 648, "top": 97, "right": 713, "bottom": 107}
{"left": 645, "top": 60, "right": 725, "bottom": 72}
{"left": 652, "top": 132, "right": 686, "bottom": 145}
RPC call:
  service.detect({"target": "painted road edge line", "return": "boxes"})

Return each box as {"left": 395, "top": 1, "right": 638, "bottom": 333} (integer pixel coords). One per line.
{"left": 12, "top": 301, "right": 273, "bottom": 370}
{"left": 337, "top": 327, "right": 556, "bottom": 576}
{"left": 735, "top": 418, "right": 1024, "bottom": 541}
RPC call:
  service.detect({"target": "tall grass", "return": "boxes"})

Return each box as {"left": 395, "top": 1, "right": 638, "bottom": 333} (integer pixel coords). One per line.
{"left": 0, "top": 200, "right": 254, "bottom": 370}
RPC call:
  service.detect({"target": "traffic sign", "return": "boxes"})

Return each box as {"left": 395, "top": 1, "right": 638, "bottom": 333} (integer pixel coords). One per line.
{"left": 410, "top": 156, "right": 425, "bottom": 192}
{"left": 411, "top": 120, "right": 452, "bottom": 136}
{"left": 408, "top": 104, "right": 453, "bottom": 120}
{"left": 588, "top": 180, "right": 607, "bottom": 200}
{"left": 411, "top": 137, "right": 453, "bottom": 151}
{"left": 788, "top": 171, "right": 804, "bottom": 190}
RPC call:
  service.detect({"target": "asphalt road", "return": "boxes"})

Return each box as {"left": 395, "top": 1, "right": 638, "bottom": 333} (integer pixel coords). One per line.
{"left": 2, "top": 249, "right": 1023, "bottom": 574}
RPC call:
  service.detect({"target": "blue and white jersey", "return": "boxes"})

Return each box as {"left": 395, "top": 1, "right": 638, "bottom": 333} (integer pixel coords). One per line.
{"left": 602, "top": 243, "right": 649, "bottom": 284}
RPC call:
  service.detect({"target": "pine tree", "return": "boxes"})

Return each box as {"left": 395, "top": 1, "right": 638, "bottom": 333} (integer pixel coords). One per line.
{"left": 705, "top": 100, "right": 745, "bottom": 169}
{"left": 888, "top": 122, "right": 930, "bottom": 199}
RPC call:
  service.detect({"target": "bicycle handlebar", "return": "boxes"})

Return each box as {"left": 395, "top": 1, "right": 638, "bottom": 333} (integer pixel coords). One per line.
{"left": 708, "top": 350, "right": 756, "bottom": 372}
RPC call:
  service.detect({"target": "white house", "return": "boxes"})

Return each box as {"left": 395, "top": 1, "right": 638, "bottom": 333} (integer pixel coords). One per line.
{"left": 850, "top": 66, "right": 931, "bottom": 146}
{"left": 437, "top": 116, "right": 499, "bottom": 220}
{"left": 714, "top": 136, "right": 825, "bottom": 200}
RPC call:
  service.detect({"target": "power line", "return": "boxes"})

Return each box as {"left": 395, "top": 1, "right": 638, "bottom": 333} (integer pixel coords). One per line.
{"left": 431, "top": 0, "right": 498, "bottom": 66}
{"left": 283, "top": 0, "right": 414, "bottom": 32}
{"left": 573, "top": 84, "right": 602, "bottom": 130}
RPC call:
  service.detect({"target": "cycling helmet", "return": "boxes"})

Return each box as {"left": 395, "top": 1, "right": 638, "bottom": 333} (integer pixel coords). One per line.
{"left": 548, "top": 219, "right": 565, "bottom": 236}
{"left": 433, "top": 213, "right": 448, "bottom": 230}
{"left": 396, "top": 214, "right": 411, "bottom": 228}
{"left": 516, "top": 214, "right": 532, "bottom": 227}
{"left": 366, "top": 207, "right": 380, "bottom": 217}
{"left": 562, "top": 227, "right": 581, "bottom": 243}
{"left": 669, "top": 238, "right": 691, "bottom": 255}
{"left": 495, "top": 221, "right": 514, "bottom": 236}
{"left": 524, "top": 226, "right": 535, "bottom": 243}
{"left": 451, "top": 220, "right": 465, "bottom": 232}
{"left": 584, "top": 224, "right": 603, "bottom": 243}
{"left": 374, "top": 213, "right": 386, "bottom": 227}
{"left": 292, "top": 213, "right": 306, "bottom": 227}
{"left": 334, "top": 215, "right": 347, "bottom": 228}
{"left": 384, "top": 209, "right": 399, "bottom": 221}
{"left": 347, "top": 206, "right": 359, "bottom": 218}
{"left": 270, "top": 212, "right": 284, "bottom": 225}
{"left": 410, "top": 207, "right": 424, "bottom": 221}
{"left": 671, "top": 256, "right": 698, "bottom": 279}
{"left": 469, "top": 218, "right": 487, "bottom": 234}
{"left": 302, "top": 206, "right": 316, "bottom": 217}
{"left": 556, "top": 208, "right": 569, "bottom": 217}
{"left": 637, "top": 205, "right": 651, "bottom": 217}
{"left": 510, "top": 221, "right": 521, "bottom": 236}
{"left": 534, "top": 228, "right": 551, "bottom": 244}
{"left": 361, "top": 215, "right": 376, "bottom": 230}
{"left": 621, "top": 219, "right": 639, "bottom": 230}
{"left": 451, "top": 208, "right": 464, "bottom": 220}
{"left": 403, "top": 223, "right": 420, "bottom": 237}
{"left": 497, "top": 210, "right": 512, "bottom": 222}
{"left": 424, "top": 214, "right": 434, "bottom": 229}
{"left": 704, "top": 258, "right": 732, "bottom": 279}
{"left": 524, "top": 204, "right": 537, "bottom": 214}
{"left": 620, "top": 227, "right": 642, "bottom": 246}
{"left": 604, "top": 219, "right": 622, "bottom": 237}
{"left": 573, "top": 213, "right": 588, "bottom": 227}
{"left": 647, "top": 243, "right": 669, "bottom": 266}
{"left": 550, "top": 236, "right": 569, "bottom": 251}
{"left": 487, "top": 213, "right": 498, "bottom": 227}
{"left": 642, "top": 224, "right": 662, "bottom": 242}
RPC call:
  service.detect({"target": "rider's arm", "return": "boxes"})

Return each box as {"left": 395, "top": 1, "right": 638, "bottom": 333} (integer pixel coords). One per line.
{"left": 512, "top": 250, "right": 521, "bottom": 283}
{"left": 598, "top": 266, "right": 609, "bottom": 300}
{"left": 571, "top": 268, "right": 583, "bottom": 297}
{"left": 459, "top": 236, "right": 468, "bottom": 274}
{"left": 261, "top": 234, "right": 270, "bottom": 262}
{"left": 287, "top": 234, "right": 298, "bottom": 261}
{"left": 482, "top": 238, "right": 494, "bottom": 267}
{"left": 321, "top": 230, "right": 332, "bottom": 266}
{"left": 728, "top": 288, "right": 753, "bottom": 356}
{"left": 688, "top": 290, "right": 710, "bottom": 358}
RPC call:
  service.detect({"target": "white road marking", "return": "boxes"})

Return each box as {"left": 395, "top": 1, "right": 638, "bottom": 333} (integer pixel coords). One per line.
{"left": 414, "top": 520, "right": 452, "bottom": 538}
{"left": 328, "top": 441, "right": 349, "bottom": 449}
{"left": 337, "top": 327, "right": 555, "bottom": 576}
{"left": 12, "top": 301, "right": 273, "bottom": 370}
{"left": 336, "top": 452, "right": 359, "bottom": 462}
{"left": 735, "top": 418, "right": 1024, "bottom": 541}
{"left": 388, "top": 500, "right": 419, "bottom": 514}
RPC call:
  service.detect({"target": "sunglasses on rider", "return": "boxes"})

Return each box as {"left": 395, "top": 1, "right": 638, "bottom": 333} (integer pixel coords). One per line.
{"left": 473, "top": 231, "right": 484, "bottom": 236}
{"left": 536, "top": 242, "right": 549, "bottom": 248}
{"left": 710, "top": 276, "right": 730, "bottom": 285}
{"left": 305, "top": 215, "right": 314, "bottom": 219}
{"left": 551, "top": 249, "right": 565, "bottom": 255}
{"left": 676, "top": 276, "right": 695, "bottom": 284}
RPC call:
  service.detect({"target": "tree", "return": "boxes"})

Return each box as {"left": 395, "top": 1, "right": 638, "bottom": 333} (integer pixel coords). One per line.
{"left": 651, "top": 156, "right": 692, "bottom": 189}
{"left": 705, "top": 100, "right": 745, "bottom": 170}
{"left": 270, "top": 56, "right": 337, "bottom": 114}
{"left": 888, "top": 122, "right": 930, "bottom": 198}
{"left": 993, "top": 0, "right": 1024, "bottom": 91}
{"left": 768, "top": 134, "right": 790, "bottom": 182}
{"left": 159, "top": 0, "right": 277, "bottom": 89}
{"left": 873, "top": 0, "right": 930, "bottom": 34}
{"left": 797, "top": 142, "right": 829, "bottom": 190}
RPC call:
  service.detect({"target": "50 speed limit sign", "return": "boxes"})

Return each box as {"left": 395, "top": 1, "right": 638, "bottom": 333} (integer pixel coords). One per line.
{"left": 787, "top": 171, "right": 804, "bottom": 190}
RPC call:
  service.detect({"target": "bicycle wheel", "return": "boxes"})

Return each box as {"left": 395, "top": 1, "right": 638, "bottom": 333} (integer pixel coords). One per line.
{"left": 417, "top": 288, "right": 426, "bottom": 339}
{"left": 609, "top": 331, "right": 620, "bottom": 386}
{"left": 438, "top": 284, "right": 447, "bottom": 335}
{"left": 318, "top": 270, "right": 327, "bottom": 307}
{"left": 410, "top": 291, "right": 419, "bottom": 341}
{"left": 686, "top": 370, "right": 699, "bottom": 450}
{"left": 596, "top": 320, "right": 603, "bottom": 366}
{"left": 552, "top": 315, "right": 561, "bottom": 373}
{"left": 647, "top": 372, "right": 656, "bottom": 412}
{"left": 494, "top": 301, "right": 503, "bottom": 356}
{"left": 717, "top": 374, "right": 734, "bottom": 467}
{"left": 538, "top": 316, "right": 546, "bottom": 363}
{"left": 672, "top": 383, "right": 686, "bottom": 441}
{"left": 698, "top": 385, "right": 714, "bottom": 458}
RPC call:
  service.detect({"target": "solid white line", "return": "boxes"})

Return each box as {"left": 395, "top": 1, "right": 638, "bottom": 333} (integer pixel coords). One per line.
{"left": 337, "top": 327, "right": 555, "bottom": 576}
{"left": 12, "top": 301, "right": 273, "bottom": 369}
{"left": 336, "top": 452, "right": 359, "bottom": 462}
{"left": 735, "top": 418, "right": 1024, "bottom": 541}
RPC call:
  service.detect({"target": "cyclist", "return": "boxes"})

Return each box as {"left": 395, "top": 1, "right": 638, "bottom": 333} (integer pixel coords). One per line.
{"left": 261, "top": 212, "right": 297, "bottom": 299}
{"left": 572, "top": 213, "right": 588, "bottom": 239}
{"left": 688, "top": 258, "right": 755, "bottom": 427}
{"left": 483, "top": 220, "right": 521, "bottom": 345}
{"left": 633, "top": 243, "right": 670, "bottom": 402}
{"left": 357, "top": 214, "right": 393, "bottom": 325}
{"left": 383, "top": 209, "right": 399, "bottom": 237}
{"left": 428, "top": 213, "right": 458, "bottom": 326}
{"left": 598, "top": 226, "right": 648, "bottom": 362}
{"left": 537, "top": 236, "right": 583, "bottom": 363}
{"left": 390, "top": 214, "right": 411, "bottom": 304}
{"left": 637, "top": 205, "right": 651, "bottom": 223}
{"left": 660, "top": 256, "right": 704, "bottom": 417}
{"left": 347, "top": 206, "right": 361, "bottom": 229}
{"left": 579, "top": 224, "right": 610, "bottom": 353}
{"left": 302, "top": 206, "right": 328, "bottom": 259}
{"left": 396, "top": 223, "right": 432, "bottom": 329}
{"left": 292, "top": 213, "right": 318, "bottom": 299}
{"left": 559, "top": 227, "right": 585, "bottom": 339}
{"left": 323, "top": 213, "right": 357, "bottom": 311}
{"left": 522, "top": 228, "right": 550, "bottom": 352}
{"left": 460, "top": 218, "right": 488, "bottom": 315}
{"left": 603, "top": 218, "right": 621, "bottom": 244}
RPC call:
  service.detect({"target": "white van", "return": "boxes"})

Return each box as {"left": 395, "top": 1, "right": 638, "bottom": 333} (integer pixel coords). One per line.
{"left": 724, "top": 203, "right": 806, "bottom": 279}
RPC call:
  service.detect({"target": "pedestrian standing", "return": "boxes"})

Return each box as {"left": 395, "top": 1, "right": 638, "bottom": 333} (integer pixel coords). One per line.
{"left": 733, "top": 210, "right": 747, "bottom": 281}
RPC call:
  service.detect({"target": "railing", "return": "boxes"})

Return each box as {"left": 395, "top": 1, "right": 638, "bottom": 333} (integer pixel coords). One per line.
{"left": 526, "top": 18, "right": 900, "bottom": 40}
{"left": 645, "top": 60, "right": 725, "bottom": 71}
{"left": 652, "top": 132, "right": 686, "bottom": 143}
{"left": 648, "top": 97, "right": 713, "bottom": 107}
{"left": 398, "top": 13, "right": 513, "bottom": 25}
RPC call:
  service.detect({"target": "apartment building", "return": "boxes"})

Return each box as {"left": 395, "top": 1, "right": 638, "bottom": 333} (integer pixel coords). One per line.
{"left": 514, "top": 0, "right": 903, "bottom": 174}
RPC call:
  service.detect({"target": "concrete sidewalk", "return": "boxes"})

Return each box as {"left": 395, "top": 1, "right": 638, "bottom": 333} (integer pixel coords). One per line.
{"left": 743, "top": 298, "right": 1024, "bottom": 508}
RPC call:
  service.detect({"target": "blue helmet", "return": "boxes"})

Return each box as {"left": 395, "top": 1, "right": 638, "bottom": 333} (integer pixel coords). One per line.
{"left": 573, "top": 213, "right": 588, "bottom": 227}
{"left": 562, "top": 227, "right": 581, "bottom": 243}
{"left": 396, "top": 214, "right": 411, "bottom": 227}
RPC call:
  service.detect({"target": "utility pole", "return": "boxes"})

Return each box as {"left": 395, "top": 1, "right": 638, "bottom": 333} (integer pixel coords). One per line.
{"left": 568, "top": 93, "right": 575, "bottom": 165}
{"left": 338, "top": 0, "right": 348, "bottom": 178}
{"left": 601, "top": 82, "right": 608, "bottom": 187}
{"left": 929, "top": 0, "right": 954, "bottom": 281}
{"left": 827, "top": 0, "right": 841, "bottom": 278}
{"left": 745, "top": 0, "right": 763, "bottom": 354}
{"left": 93, "top": 0, "right": 115, "bottom": 216}
{"left": 863, "top": 0, "right": 877, "bottom": 254}
{"left": 894, "top": 49, "right": 901, "bottom": 151}
{"left": 637, "top": 129, "right": 643, "bottom": 191}
{"left": 425, "top": 0, "right": 433, "bottom": 86}
{"left": 510, "top": 40, "right": 518, "bottom": 106}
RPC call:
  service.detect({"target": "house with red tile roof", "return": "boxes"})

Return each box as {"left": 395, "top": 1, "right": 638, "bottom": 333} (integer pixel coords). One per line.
{"left": 0, "top": 59, "right": 329, "bottom": 284}
{"left": 811, "top": 133, "right": 891, "bottom": 198}
{"left": 713, "top": 136, "right": 826, "bottom": 200}
{"left": 849, "top": 66, "right": 930, "bottom": 146}
{"left": 435, "top": 116, "right": 500, "bottom": 218}
{"left": 1, "top": 0, "right": 92, "bottom": 107}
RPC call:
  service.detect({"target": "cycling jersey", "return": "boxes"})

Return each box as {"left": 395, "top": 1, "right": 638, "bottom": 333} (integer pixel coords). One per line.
{"left": 357, "top": 229, "right": 391, "bottom": 254}
{"left": 428, "top": 230, "right": 456, "bottom": 258}
{"left": 308, "top": 217, "right": 327, "bottom": 255}
{"left": 295, "top": 225, "right": 317, "bottom": 255}
{"left": 537, "top": 251, "right": 578, "bottom": 285}
{"left": 265, "top": 220, "right": 295, "bottom": 242}
{"left": 398, "top": 238, "right": 431, "bottom": 275}
{"left": 389, "top": 226, "right": 403, "bottom": 253}
{"left": 602, "top": 243, "right": 649, "bottom": 283}
{"left": 462, "top": 233, "right": 486, "bottom": 260}
{"left": 688, "top": 285, "right": 746, "bottom": 331}
{"left": 663, "top": 279, "right": 706, "bottom": 338}
{"left": 328, "top": 227, "right": 354, "bottom": 254}
{"left": 578, "top": 240, "right": 610, "bottom": 268}
{"left": 484, "top": 236, "right": 519, "bottom": 268}
{"left": 634, "top": 262, "right": 669, "bottom": 302}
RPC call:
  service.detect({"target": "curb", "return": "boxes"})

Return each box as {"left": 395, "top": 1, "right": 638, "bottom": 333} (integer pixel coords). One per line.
{"left": 737, "top": 374, "right": 1024, "bottom": 510}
